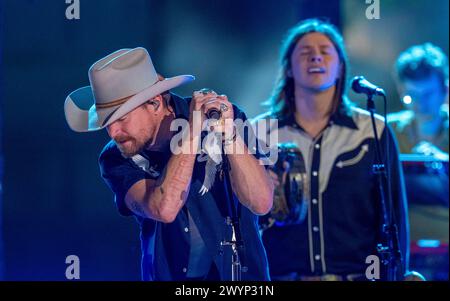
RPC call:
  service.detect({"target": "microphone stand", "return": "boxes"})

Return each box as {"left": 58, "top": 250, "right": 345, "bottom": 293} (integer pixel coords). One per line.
{"left": 218, "top": 134, "right": 245, "bottom": 281}
{"left": 366, "top": 93, "right": 403, "bottom": 281}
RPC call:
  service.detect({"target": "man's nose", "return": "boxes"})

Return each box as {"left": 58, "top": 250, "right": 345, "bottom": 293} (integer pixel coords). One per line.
{"left": 310, "top": 54, "right": 323, "bottom": 63}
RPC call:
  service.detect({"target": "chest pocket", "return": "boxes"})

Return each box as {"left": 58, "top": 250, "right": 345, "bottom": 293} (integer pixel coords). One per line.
{"left": 336, "top": 144, "right": 369, "bottom": 168}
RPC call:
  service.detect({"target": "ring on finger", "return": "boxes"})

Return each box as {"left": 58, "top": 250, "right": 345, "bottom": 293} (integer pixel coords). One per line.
{"left": 219, "top": 103, "right": 229, "bottom": 112}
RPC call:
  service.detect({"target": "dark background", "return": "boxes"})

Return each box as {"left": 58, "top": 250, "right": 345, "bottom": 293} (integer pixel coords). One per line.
{"left": 0, "top": 0, "right": 448, "bottom": 280}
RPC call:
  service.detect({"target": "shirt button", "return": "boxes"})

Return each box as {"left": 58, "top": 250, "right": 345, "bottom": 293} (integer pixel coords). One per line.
{"left": 182, "top": 267, "right": 187, "bottom": 273}
{"left": 312, "top": 199, "right": 318, "bottom": 204}
{"left": 315, "top": 144, "right": 320, "bottom": 149}
{"left": 312, "top": 171, "right": 318, "bottom": 177}
{"left": 184, "top": 227, "right": 189, "bottom": 233}
{"left": 315, "top": 255, "right": 321, "bottom": 261}
{"left": 313, "top": 226, "right": 319, "bottom": 232}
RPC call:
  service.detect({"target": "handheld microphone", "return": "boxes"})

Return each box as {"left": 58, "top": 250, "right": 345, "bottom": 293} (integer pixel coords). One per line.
{"left": 206, "top": 108, "right": 221, "bottom": 120}
{"left": 351, "top": 76, "right": 386, "bottom": 96}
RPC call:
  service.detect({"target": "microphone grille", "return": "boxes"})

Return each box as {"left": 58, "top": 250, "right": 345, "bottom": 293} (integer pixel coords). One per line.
{"left": 351, "top": 76, "right": 364, "bottom": 93}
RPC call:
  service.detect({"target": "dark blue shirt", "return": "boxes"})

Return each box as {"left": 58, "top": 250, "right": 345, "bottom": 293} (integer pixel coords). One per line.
{"left": 99, "top": 94, "right": 270, "bottom": 281}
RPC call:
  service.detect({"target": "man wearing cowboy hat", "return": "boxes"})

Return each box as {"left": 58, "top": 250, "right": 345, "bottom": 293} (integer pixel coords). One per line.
{"left": 64, "top": 47, "right": 273, "bottom": 281}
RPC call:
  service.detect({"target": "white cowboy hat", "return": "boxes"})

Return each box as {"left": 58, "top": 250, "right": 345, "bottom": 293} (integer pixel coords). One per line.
{"left": 64, "top": 47, "right": 195, "bottom": 132}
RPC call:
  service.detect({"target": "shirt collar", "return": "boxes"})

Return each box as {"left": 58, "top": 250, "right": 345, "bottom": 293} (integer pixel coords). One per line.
{"left": 278, "top": 106, "right": 358, "bottom": 130}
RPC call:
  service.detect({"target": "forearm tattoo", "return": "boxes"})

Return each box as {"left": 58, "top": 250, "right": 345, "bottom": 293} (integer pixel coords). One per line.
{"left": 165, "top": 156, "right": 195, "bottom": 206}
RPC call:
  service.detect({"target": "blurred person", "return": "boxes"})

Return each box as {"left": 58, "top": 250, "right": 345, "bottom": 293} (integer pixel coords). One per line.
{"left": 389, "top": 44, "right": 449, "bottom": 281}
{"left": 388, "top": 43, "right": 449, "bottom": 159}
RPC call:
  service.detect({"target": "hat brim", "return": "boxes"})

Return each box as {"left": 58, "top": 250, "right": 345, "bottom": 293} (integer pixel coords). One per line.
{"left": 64, "top": 74, "right": 194, "bottom": 132}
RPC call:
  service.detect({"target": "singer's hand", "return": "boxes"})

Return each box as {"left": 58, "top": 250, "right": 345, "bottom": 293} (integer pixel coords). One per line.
{"left": 203, "top": 94, "right": 234, "bottom": 138}
{"left": 190, "top": 89, "right": 219, "bottom": 137}
{"left": 192, "top": 89, "right": 235, "bottom": 139}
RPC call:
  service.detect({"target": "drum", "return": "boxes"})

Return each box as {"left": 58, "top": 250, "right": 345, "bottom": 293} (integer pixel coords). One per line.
{"left": 259, "top": 143, "right": 308, "bottom": 230}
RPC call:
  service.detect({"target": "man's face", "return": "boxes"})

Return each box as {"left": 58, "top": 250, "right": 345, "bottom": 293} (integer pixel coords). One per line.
{"left": 399, "top": 73, "right": 447, "bottom": 117}
{"left": 106, "top": 103, "right": 157, "bottom": 158}
{"left": 290, "top": 32, "right": 341, "bottom": 92}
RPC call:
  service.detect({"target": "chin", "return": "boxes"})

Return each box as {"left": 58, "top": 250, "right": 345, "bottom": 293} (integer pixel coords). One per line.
{"left": 313, "top": 82, "right": 335, "bottom": 92}
{"left": 117, "top": 143, "right": 139, "bottom": 158}
{"left": 300, "top": 79, "right": 333, "bottom": 91}
{"left": 119, "top": 148, "right": 137, "bottom": 158}
{"left": 304, "top": 85, "right": 330, "bottom": 92}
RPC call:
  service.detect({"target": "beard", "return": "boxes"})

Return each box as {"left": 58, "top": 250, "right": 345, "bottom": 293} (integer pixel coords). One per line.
{"left": 115, "top": 130, "right": 153, "bottom": 158}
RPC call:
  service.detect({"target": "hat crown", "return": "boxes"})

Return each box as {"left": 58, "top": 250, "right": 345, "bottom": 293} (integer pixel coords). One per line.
{"left": 88, "top": 47, "right": 158, "bottom": 105}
